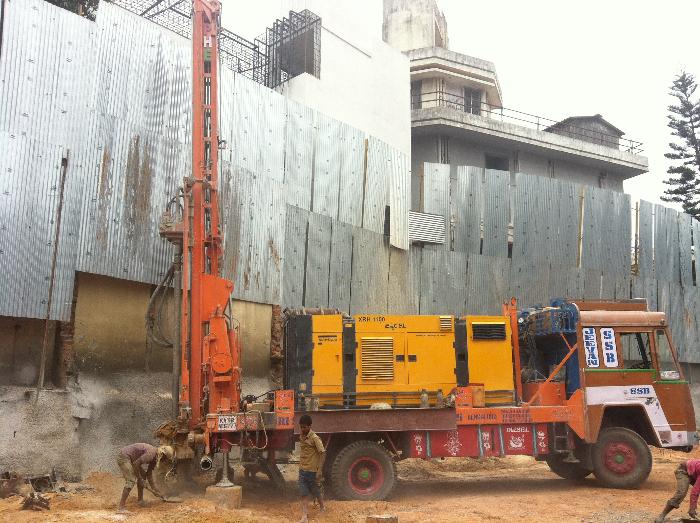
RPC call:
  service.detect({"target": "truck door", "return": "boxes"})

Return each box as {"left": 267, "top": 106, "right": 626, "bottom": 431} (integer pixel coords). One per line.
{"left": 650, "top": 328, "right": 695, "bottom": 443}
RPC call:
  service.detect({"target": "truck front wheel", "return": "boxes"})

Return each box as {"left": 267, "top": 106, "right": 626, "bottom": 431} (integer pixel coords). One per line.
{"left": 330, "top": 440, "right": 396, "bottom": 500}
{"left": 592, "top": 427, "right": 652, "bottom": 489}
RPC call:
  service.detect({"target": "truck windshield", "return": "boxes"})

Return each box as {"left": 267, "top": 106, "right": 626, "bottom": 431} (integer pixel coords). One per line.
{"left": 620, "top": 332, "right": 651, "bottom": 369}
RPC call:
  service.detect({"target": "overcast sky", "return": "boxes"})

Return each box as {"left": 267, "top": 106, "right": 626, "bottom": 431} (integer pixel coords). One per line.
{"left": 223, "top": 0, "right": 700, "bottom": 210}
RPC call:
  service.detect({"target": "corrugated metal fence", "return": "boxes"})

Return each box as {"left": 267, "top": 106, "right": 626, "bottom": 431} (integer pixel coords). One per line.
{"left": 0, "top": 0, "right": 409, "bottom": 320}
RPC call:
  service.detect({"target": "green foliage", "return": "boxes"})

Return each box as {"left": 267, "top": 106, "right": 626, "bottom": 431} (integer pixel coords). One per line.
{"left": 44, "top": 0, "right": 100, "bottom": 21}
{"left": 662, "top": 72, "right": 700, "bottom": 219}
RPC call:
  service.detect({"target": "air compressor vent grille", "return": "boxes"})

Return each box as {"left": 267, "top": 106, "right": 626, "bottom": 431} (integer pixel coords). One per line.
{"left": 361, "top": 337, "right": 394, "bottom": 380}
{"left": 439, "top": 316, "right": 452, "bottom": 331}
{"left": 472, "top": 323, "right": 507, "bottom": 340}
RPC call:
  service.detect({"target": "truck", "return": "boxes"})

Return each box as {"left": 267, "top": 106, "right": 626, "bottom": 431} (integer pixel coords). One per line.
{"left": 151, "top": 0, "right": 697, "bottom": 503}
{"left": 279, "top": 298, "right": 697, "bottom": 499}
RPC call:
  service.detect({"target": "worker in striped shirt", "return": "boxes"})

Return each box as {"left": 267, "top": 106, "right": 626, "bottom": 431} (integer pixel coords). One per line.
{"left": 656, "top": 458, "right": 700, "bottom": 522}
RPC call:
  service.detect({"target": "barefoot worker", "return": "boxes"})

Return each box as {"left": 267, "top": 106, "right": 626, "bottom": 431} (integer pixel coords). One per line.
{"left": 116, "top": 443, "right": 174, "bottom": 513}
{"left": 656, "top": 458, "right": 700, "bottom": 522}
{"left": 298, "top": 414, "right": 326, "bottom": 523}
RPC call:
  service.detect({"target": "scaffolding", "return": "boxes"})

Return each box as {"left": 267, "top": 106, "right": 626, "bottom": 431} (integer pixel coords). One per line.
{"left": 110, "top": 0, "right": 320, "bottom": 88}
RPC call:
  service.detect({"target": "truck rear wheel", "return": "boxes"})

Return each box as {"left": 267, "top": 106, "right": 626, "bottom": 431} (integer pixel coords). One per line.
{"left": 330, "top": 440, "right": 396, "bottom": 501}
{"left": 592, "top": 427, "right": 651, "bottom": 489}
{"left": 545, "top": 454, "right": 591, "bottom": 480}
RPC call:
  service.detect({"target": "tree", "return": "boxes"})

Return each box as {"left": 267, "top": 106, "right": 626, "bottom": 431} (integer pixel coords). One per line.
{"left": 45, "top": 0, "right": 100, "bottom": 21}
{"left": 662, "top": 72, "right": 700, "bottom": 219}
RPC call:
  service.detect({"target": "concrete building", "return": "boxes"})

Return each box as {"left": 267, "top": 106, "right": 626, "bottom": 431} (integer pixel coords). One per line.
{"left": 225, "top": 1, "right": 411, "bottom": 157}
{"left": 382, "top": 0, "right": 649, "bottom": 209}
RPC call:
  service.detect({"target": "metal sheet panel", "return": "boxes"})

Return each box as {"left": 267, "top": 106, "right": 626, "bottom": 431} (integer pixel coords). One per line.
{"left": 284, "top": 99, "right": 314, "bottom": 210}
{"left": 637, "top": 200, "right": 654, "bottom": 278}
{"left": 388, "top": 148, "right": 410, "bottom": 250}
{"left": 408, "top": 211, "right": 445, "bottom": 244}
{"left": 224, "top": 167, "right": 286, "bottom": 304}
{"left": 304, "top": 212, "right": 332, "bottom": 307}
{"left": 422, "top": 163, "right": 450, "bottom": 223}
{"left": 682, "top": 287, "right": 700, "bottom": 363}
{"left": 509, "top": 257, "right": 549, "bottom": 308}
{"left": 363, "top": 137, "right": 390, "bottom": 234}
{"left": 512, "top": 172, "right": 554, "bottom": 262}
{"left": 450, "top": 166, "right": 482, "bottom": 255}
{"left": 388, "top": 247, "right": 418, "bottom": 314}
{"left": 466, "top": 254, "right": 510, "bottom": 315}
{"left": 328, "top": 220, "right": 353, "bottom": 313}
{"left": 678, "top": 212, "right": 693, "bottom": 288}
{"left": 349, "top": 228, "right": 389, "bottom": 314}
{"left": 0, "top": 133, "right": 82, "bottom": 320}
{"left": 312, "top": 112, "right": 341, "bottom": 219}
{"left": 419, "top": 249, "right": 468, "bottom": 315}
{"left": 654, "top": 204, "right": 680, "bottom": 283}
{"left": 631, "top": 276, "right": 657, "bottom": 312}
{"left": 482, "top": 169, "right": 509, "bottom": 258}
{"left": 282, "top": 205, "right": 308, "bottom": 308}
{"left": 337, "top": 124, "right": 365, "bottom": 227}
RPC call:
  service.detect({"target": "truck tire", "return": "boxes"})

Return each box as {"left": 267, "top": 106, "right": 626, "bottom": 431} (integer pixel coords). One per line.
{"left": 592, "top": 427, "right": 652, "bottom": 489}
{"left": 545, "top": 454, "right": 591, "bottom": 480}
{"left": 330, "top": 440, "right": 396, "bottom": 501}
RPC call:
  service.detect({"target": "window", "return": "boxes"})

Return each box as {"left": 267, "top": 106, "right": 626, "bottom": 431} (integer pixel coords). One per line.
{"left": 655, "top": 329, "right": 679, "bottom": 375}
{"left": 485, "top": 154, "right": 509, "bottom": 171}
{"left": 411, "top": 80, "right": 422, "bottom": 110}
{"left": 620, "top": 332, "right": 652, "bottom": 369}
{"left": 463, "top": 88, "right": 482, "bottom": 116}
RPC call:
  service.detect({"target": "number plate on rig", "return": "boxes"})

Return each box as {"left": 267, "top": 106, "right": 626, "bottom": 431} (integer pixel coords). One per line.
{"left": 217, "top": 415, "right": 237, "bottom": 432}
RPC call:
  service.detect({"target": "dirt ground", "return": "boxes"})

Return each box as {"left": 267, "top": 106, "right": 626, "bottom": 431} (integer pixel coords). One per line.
{"left": 2, "top": 448, "right": 699, "bottom": 523}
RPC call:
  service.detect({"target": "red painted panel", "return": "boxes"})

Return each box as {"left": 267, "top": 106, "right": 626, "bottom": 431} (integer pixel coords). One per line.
{"left": 428, "top": 427, "right": 480, "bottom": 458}
{"left": 503, "top": 424, "right": 533, "bottom": 455}
{"left": 481, "top": 425, "right": 501, "bottom": 457}
{"left": 535, "top": 423, "right": 549, "bottom": 454}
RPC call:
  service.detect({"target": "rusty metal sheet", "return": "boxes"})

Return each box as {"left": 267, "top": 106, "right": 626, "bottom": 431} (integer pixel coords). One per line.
{"left": 294, "top": 408, "right": 457, "bottom": 434}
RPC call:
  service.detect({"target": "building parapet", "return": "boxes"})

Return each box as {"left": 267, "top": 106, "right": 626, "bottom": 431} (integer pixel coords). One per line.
{"left": 411, "top": 90, "right": 643, "bottom": 155}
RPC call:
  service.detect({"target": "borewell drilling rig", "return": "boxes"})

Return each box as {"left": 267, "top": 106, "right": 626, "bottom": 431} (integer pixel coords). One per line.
{"left": 153, "top": 0, "right": 294, "bottom": 490}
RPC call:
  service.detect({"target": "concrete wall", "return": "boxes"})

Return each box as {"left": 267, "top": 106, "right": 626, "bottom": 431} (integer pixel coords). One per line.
{"left": 382, "top": 0, "right": 448, "bottom": 52}
{"left": 276, "top": 1, "right": 412, "bottom": 157}
{"left": 0, "top": 317, "right": 56, "bottom": 387}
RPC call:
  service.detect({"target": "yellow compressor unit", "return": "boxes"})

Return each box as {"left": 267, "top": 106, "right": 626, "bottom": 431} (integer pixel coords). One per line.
{"left": 283, "top": 312, "right": 515, "bottom": 408}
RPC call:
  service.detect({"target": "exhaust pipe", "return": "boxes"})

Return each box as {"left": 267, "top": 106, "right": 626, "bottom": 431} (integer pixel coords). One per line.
{"left": 200, "top": 456, "right": 213, "bottom": 471}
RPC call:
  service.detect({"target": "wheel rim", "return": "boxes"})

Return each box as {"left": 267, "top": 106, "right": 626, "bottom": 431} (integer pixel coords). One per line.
{"left": 347, "top": 456, "right": 384, "bottom": 495}
{"left": 603, "top": 441, "right": 637, "bottom": 474}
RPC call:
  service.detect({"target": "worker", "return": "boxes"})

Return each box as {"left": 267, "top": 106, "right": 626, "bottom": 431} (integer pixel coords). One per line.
{"left": 116, "top": 443, "right": 174, "bottom": 513}
{"left": 655, "top": 458, "right": 700, "bottom": 522}
{"left": 298, "top": 414, "right": 326, "bottom": 523}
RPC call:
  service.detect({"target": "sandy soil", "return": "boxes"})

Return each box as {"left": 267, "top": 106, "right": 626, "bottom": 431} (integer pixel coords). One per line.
{"left": 2, "top": 448, "right": 699, "bottom": 523}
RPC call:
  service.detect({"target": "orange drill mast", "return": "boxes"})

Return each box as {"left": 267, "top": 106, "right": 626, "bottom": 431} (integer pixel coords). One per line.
{"left": 182, "top": 0, "right": 241, "bottom": 429}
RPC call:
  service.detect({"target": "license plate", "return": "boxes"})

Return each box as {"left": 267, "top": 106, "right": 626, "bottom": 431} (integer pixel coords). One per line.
{"left": 217, "top": 415, "right": 237, "bottom": 432}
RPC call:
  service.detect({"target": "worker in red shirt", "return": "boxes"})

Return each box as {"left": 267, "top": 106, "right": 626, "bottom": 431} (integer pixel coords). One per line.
{"left": 656, "top": 459, "right": 700, "bottom": 522}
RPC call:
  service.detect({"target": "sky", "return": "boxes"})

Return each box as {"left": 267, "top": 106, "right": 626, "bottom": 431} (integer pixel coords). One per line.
{"left": 222, "top": 0, "right": 700, "bottom": 209}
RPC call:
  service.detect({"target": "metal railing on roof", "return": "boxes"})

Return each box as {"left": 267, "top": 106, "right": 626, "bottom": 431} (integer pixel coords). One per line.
{"left": 411, "top": 90, "right": 644, "bottom": 155}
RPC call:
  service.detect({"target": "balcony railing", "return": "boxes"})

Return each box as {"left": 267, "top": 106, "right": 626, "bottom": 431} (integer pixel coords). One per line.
{"left": 411, "top": 91, "right": 644, "bottom": 155}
